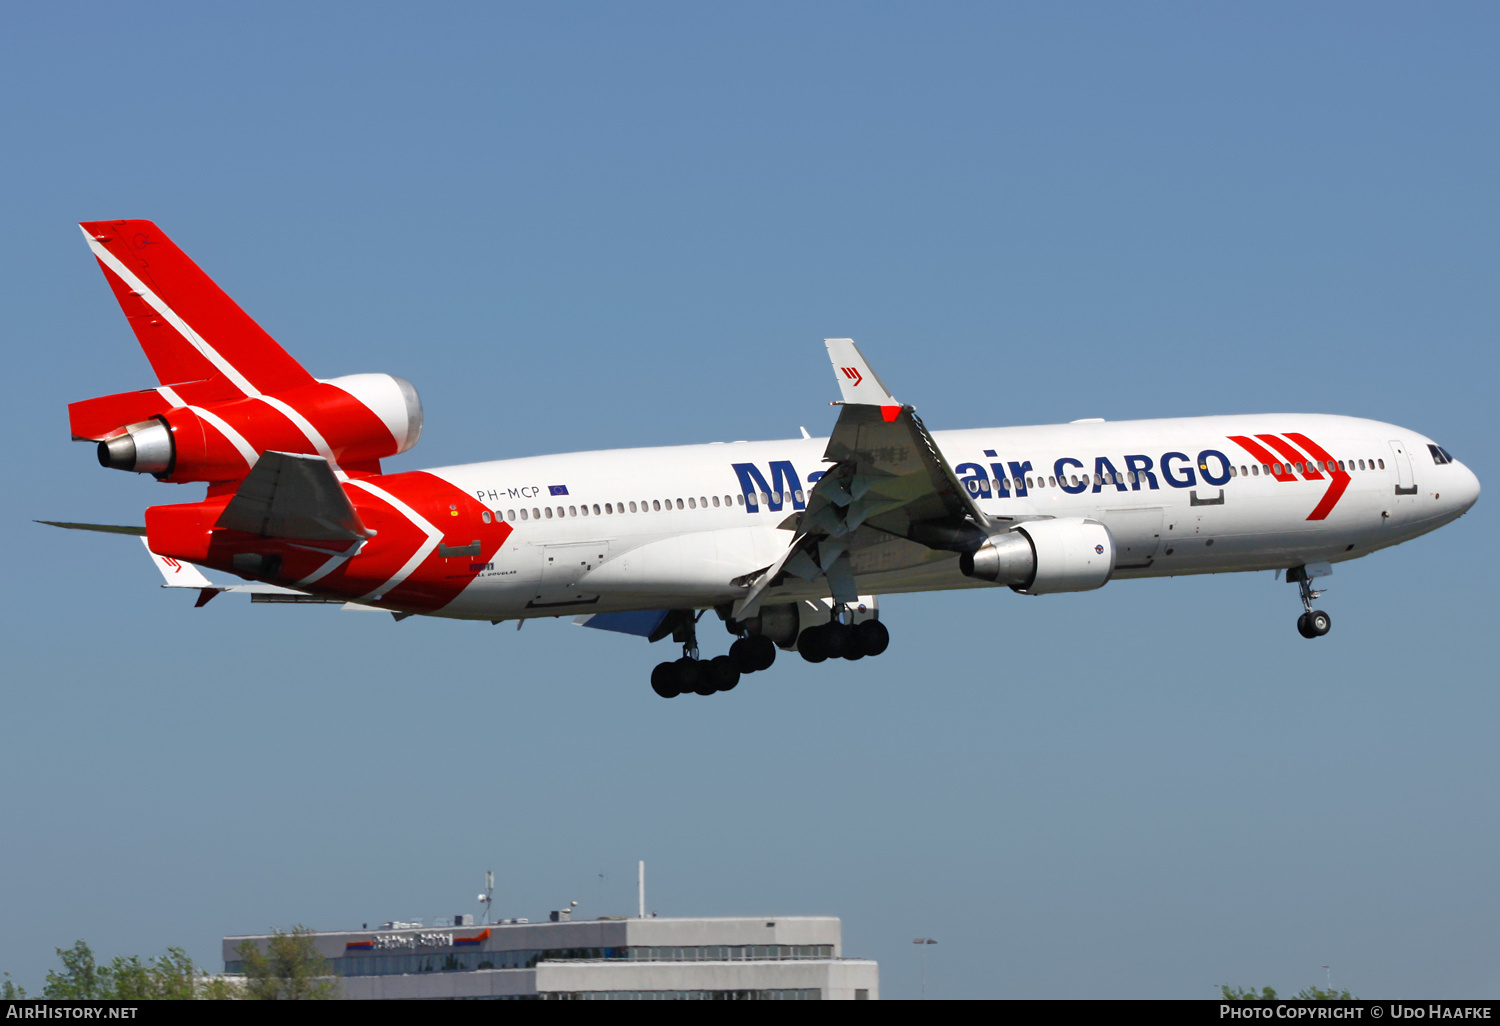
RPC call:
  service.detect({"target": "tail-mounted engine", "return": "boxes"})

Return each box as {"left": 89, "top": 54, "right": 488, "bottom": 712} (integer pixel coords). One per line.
{"left": 959, "top": 517, "right": 1115, "bottom": 595}
{"left": 76, "top": 373, "right": 423, "bottom": 482}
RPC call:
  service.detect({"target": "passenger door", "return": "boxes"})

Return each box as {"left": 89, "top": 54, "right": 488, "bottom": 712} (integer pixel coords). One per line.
{"left": 1389, "top": 440, "right": 1417, "bottom": 497}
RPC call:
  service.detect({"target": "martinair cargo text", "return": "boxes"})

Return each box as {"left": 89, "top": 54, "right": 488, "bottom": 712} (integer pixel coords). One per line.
{"left": 49, "top": 221, "right": 1480, "bottom": 697}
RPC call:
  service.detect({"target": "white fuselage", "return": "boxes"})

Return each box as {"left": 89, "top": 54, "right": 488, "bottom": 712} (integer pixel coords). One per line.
{"left": 417, "top": 413, "right": 1478, "bottom": 621}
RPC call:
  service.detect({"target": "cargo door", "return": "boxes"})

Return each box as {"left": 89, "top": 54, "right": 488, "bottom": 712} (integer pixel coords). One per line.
{"left": 529, "top": 541, "right": 611, "bottom": 608}
{"left": 1098, "top": 507, "right": 1164, "bottom": 569}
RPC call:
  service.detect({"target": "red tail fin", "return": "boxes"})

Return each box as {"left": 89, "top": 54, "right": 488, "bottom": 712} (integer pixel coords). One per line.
{"left": 78, "top": 220, "right": 314, "bottom": 401}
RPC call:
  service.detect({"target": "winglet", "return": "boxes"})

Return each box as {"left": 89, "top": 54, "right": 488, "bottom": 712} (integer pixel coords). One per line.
{"left": 824, "top": 338, "right": 899, "bottom": 409}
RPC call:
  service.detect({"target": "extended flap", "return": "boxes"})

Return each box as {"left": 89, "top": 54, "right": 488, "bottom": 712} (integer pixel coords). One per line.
{"left": 214, "top": 451, "right": 371, "bottom": 541}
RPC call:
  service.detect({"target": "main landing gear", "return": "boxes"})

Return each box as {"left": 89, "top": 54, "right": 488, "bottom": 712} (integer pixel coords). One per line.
{"left": 647, "top": 601, "right": 892, "bottom": 697}
{"left": 1289, "top": 564, "right": 1332, "bottom": 639}
{"left": 797, "top": 616, "right": 889, "bottom": 663}
{"left": 650, "top": 611, "right": 753, "bottom": 699}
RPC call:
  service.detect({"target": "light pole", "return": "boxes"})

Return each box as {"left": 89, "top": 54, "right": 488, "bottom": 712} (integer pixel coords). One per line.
{"left": 912, "top": 938, "right": 937, "bottom": 998}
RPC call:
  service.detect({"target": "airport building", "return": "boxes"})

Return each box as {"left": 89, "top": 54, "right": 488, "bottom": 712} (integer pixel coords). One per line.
{"left": 225, "top": 913, "right": 878, "bottom": 1000}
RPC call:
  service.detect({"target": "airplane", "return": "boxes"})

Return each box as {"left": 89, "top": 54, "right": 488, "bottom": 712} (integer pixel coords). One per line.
{"left": 48, "top": 220, "right": 1480, "bottom": 699}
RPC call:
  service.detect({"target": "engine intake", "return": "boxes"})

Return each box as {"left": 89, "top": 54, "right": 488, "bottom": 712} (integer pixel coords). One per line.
{"left": 959, "top": 517, "right": 1116, "bottom": 595}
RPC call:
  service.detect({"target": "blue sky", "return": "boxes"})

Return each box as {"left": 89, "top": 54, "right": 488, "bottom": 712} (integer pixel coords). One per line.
{"left": 2, "top": 2, "right": 1496, "bottom": 999}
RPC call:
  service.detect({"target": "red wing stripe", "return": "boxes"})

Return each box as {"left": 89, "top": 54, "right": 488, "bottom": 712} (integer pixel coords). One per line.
{"left": 1255, "top": 434, "right": 1324, "bottom": 480}
{"left": 1227, "top": 435, "right": 1298, "bottom": 481}
{"left": 1284, "top": 432, "right": 1351, "bottom": 521}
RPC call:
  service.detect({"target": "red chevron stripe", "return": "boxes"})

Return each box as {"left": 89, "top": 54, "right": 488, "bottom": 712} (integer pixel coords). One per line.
{"left": 1283, "top": 432, "right": 1351, "bottom": 521}
{"left": 1255, "top": 434, "right": 1324, "bottom": 480}
{"left": 1228, "top": 435, "right": 1297, "bottom": 481}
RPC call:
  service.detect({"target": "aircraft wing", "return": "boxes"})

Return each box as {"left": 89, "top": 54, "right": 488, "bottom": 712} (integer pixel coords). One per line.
{"left": 733, "top": 339, "right": 998, "bottom": 618}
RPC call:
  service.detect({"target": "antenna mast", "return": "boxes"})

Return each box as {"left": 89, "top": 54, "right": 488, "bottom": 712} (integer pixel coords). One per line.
{"left": 478, "top": 870, "right": 494, "bottom": 924}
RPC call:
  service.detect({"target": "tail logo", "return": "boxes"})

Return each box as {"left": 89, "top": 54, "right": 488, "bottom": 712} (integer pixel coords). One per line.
{"left": 1227, "top": 433, "right": 1351, "bottom": 521}
{"left": 841, "top": 367, "right": 863, "bottom": 387}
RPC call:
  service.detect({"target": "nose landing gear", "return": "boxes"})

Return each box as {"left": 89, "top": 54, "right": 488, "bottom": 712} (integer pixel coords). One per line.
{"left": 1289, "top": 563, "right": 1333, "bottom": 639}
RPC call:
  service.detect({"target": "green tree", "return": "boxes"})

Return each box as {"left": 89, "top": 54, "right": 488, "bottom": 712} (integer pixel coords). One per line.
{"left": 2, "top": 972, "right": 25, "bottom": 998}
{"left": 1221, "top": 985, "right": 1278, "bottom": 1000}
{"left": 1221, "top": 984, "right": 1356, "bottom": 1000}
{"left": 40, "top": 939, "right": 239, "bottom": 1000}
{"left": 108, "top": 948, "right": 199, "bottom": 1000}
{"left": 44, "top": 941, "right": 107, "bottom": 999}
{"left": 237, "top": 927, "right": 338, "bottom": 1000}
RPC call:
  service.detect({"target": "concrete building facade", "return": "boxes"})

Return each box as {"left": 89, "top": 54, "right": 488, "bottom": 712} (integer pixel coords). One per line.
{"left": 225, "top": 915, "right": 878, "bottom": 1000}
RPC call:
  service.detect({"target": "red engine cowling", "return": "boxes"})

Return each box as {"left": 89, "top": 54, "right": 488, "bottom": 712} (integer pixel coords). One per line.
{"left": 83, "top": 373, "right": 422, "bottom": 482}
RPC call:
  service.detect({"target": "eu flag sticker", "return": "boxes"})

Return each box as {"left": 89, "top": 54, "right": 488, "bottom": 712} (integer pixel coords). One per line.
{"left": 548, "top": 485, "right": 569, "bottom": 496}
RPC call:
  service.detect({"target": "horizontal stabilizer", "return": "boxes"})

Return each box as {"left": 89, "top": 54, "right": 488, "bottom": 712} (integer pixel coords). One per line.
{"left": 214, "top": 451, "right": 371, "bottom": 542}
{"left": 37, "top": 521, "right": 147, "bottom": 536}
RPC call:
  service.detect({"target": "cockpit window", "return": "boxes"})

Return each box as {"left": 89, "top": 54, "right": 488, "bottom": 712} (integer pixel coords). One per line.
{"left": 1428, "top": 444, "right": 1454, "bottom": 465}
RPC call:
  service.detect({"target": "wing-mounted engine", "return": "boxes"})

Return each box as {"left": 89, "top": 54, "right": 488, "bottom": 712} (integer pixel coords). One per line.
{"left": 959, "top": 517, "right": 1116, "bottom": 595}
{"left": 80, "top": 373, "right": 423, "bottom": 481}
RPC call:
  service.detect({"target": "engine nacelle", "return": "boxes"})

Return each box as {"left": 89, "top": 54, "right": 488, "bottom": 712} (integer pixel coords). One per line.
{"left": 959, "top": 517, "right": 1115, "bottom": 595}
{"left": 91, "top": 373, "right": 422, "bottom": 482}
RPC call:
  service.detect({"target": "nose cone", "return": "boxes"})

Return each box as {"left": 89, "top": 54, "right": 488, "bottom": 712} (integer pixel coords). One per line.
{"left": 1453, "top": 462, "right": 1481, "bottom": 514}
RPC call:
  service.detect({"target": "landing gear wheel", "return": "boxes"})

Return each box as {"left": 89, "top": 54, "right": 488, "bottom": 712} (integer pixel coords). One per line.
{"left": 798, "top": 625, "right": 828, "bottom": 663}
{"left": 707, "top": 655, "right": 740, "bottom": 692}
{"left": 729, "top": 637, "right": 756, "bottom": 673}
{"left": 675, "top": 657, "right": 709, "bottom": 694}
{"left": 1309, "top": 610, "right": 1331, "bottom": 637}
{"left": 748, "top": 634, "right": 776, "bottom": 671}
{"left": 853, "top": 619, "right": 890, "bottom": 657}
{"left": 730, "top": 635, "right": 777, "bottom": 673}
{"left": 823, "top": 622, "right": 853, "bottom": 660}
{"left": 651, "top": 662, "right": 680, "bottom": 698}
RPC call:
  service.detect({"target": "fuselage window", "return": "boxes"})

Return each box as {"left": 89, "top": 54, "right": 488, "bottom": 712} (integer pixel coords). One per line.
{"left": 1026, "top": 477, "right": 1034, "bottom": 489}
{"left": 759, "top": 492, "right": 769, "bottom": 506}
{"left": 532, "top": 508, "right": 540, "bottom": 519}
{"left": 688, "top": 497, "right": 696, "bottom": 509}
{"left": 676, "top": 498, "right": 684, "bottom": 510}
{"left": 507, "top": 509, "right": 516, "bottom": 521}
{"left": 628, "top": 501, "right": 636, "bottom": 512}
{"left": 1378, "top": 459, "right": 1385, "bottom": 469}
{"left": 545, "top": 507, "right": 553, "bottom": 519}
{"left": 1358, "top": 460, "right": 1365, "bottom": 470}
{"left": 652, "top": 500, "right": 661, "bottom": 511}
{"left": 482, "top": 510, "right": 492, "bottom": 523}
{"left": 580, "top": 505, "right": 589, "bottom": 516}
{"left": 1049, "top": 476, "right": 1057, "bottom": 487}
{"left": 1295, "top": 463, "right": 1303, "bottom": 474}
{"left": 700, "top": 496, "right": 708, "bottom": 507}
{"left": 712, "top": 495, "right": 720, "bottom": 507}
{"left": 569, "top": 505, "right": 577, "bottom": 516}
{"left": 605, "top": 503, "right": 613, "bottom": 514}
{"left": 593, "top": 504, "right": 601, "bottom": 515}
{"left": 794, "top": 490, "right": 805, "bottom": 503}
{"left": 736, "top": 494, "right": 744, "bottom": 506}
